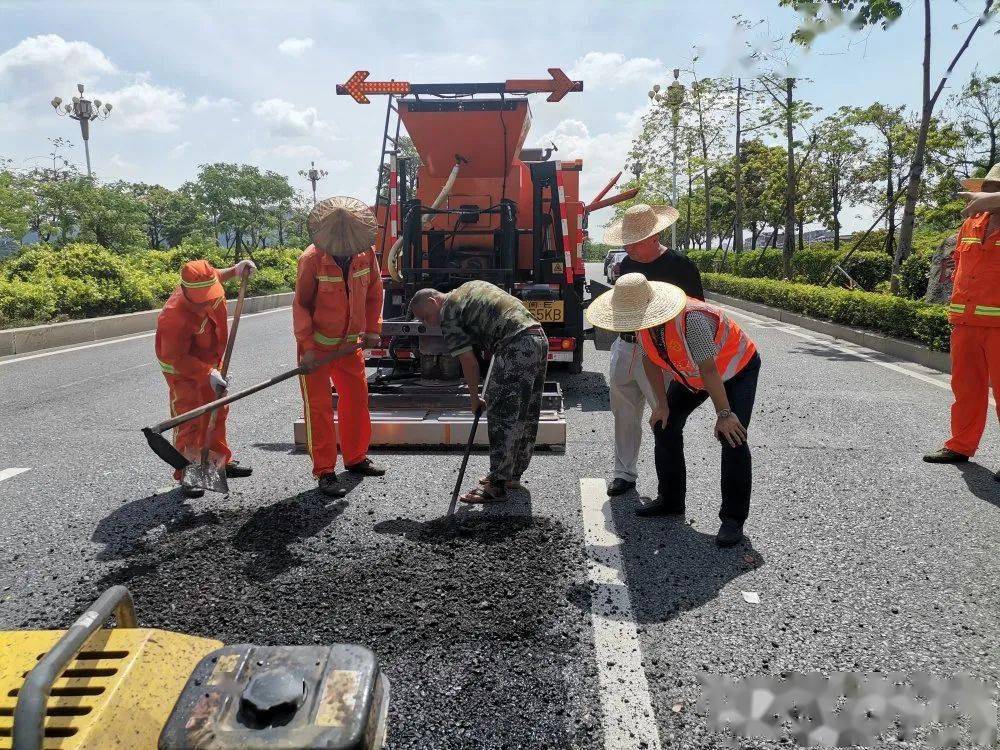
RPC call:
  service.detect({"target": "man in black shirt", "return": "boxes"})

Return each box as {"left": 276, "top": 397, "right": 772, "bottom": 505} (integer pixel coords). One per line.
{"left": 602, "top": 203, "right": 704, "bottom": 496}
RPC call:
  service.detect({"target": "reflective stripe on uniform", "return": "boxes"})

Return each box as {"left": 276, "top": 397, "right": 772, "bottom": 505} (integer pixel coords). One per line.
{"left": 352, "top": 267, "right": 371, "bottom": 278}
{"left": 316, "top": 275, "right": 343, "bottom": 283}
{"left": 181, "top": 277, "right": 218, "bottom": 288}
{"left": 313, "top": 332, "right": 362, "bottom": 346}
{"left": 974, "top": 305, "right": 1000, "bottom": 316}
{"left": 159, "top": 359, "right": 177, "bottom": 374}
{"left": 948, "top": 303, "right": 966, "bottom": 313}
{"left": 960, "top": 237, "right": 982, "bottom": 244}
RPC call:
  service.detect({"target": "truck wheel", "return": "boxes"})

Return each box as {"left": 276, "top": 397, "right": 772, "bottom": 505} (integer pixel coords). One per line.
{"left": 567, "top": 344, "right": 584, "bottom": 374}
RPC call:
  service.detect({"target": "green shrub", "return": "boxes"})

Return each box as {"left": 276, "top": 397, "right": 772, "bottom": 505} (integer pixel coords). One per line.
{"left": 703, "top": 272, "right": 952, "bottom": 352}
{"left": 899, "top": 251, "right": 932, "bottom": 300}
{"left": 245, "top": 267, "right": 289, "bottom": 296}
{"left": 0, "top": 278, "right": 57, "bottom": 327}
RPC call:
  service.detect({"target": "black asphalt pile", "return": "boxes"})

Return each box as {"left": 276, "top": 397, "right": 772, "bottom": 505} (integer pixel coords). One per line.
{"left": 70, "top": 494, "right": 602, "bottom": 750}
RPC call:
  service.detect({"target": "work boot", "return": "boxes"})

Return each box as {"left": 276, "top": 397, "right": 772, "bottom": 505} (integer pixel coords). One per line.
{"left": 716, "top": 518, "right": 745, "bottom": 548}
{"left": 318, "top": 472, "right": 347, "bottom": 498}
{"left": 607, "top": 478, "right": 636, "bottom": 496}
{"left": 922, "top": 448, "right": 969, "bottom": 464}
{"left": 635, "top": 496, "right": 684, "bottom": 517}
{"left": 181, "top": 484, "right": 205, "bottom": 499}
{"left": 345, "top": 458, "right": 386, "bottom": 477}
{"left": 225, "top": 460, "right": 253, "bottom": 478}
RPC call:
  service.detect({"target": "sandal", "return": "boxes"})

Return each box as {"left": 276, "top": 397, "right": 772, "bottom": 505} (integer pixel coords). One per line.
{"left": 478, "top": 476, "right": 525, "bottom": 490}
{"left": 460, "top": 483, "right": 507, "bottom": 504}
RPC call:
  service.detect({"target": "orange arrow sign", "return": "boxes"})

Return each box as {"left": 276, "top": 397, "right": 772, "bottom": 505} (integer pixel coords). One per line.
{"left": 505, "top": 68, "right": 583, "bottom": 102}
{"left": 336, "top": 71, "right": 411, "bottom": 104}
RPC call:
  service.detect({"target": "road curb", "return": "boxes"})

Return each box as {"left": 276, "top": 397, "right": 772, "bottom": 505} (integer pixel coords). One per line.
{"left": 706, "top": 291, "right": 952, "bottom": 374}
{"left": 0, "top": 292, "right": 293, "bottom": 356}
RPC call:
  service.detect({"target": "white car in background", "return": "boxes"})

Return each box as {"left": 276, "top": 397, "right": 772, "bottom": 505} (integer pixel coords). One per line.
{"left": 604, "top": 249, "right": 627, "bottom": 283}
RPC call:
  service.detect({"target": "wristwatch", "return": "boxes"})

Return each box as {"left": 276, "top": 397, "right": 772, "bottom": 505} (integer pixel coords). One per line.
{"left": 717, "top": 409, "right": 733, "bottom": 419}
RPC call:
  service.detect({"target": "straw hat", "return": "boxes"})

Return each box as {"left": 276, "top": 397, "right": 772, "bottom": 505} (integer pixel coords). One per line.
{"left": 585, "top": 273, "right": 687, "bottom": 332}
{"left": 308, "top": 196, "right": 377, "bottom": 257}
{"left": 962, "top": 163, "right": 1000, "bottom": 192}
{"left": 603, "top": 203, "right": 680, "bottom": 246}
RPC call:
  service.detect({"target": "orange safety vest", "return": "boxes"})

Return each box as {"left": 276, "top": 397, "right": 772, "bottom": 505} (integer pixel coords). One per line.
{"left": 949, "top": 212, "right": 1000, "bottom": 327}
{"left": 293, "top": 245, "right": 384, "bottom": 350}
{"left": 639, "top": 299, "right": 757, "bottom": 391}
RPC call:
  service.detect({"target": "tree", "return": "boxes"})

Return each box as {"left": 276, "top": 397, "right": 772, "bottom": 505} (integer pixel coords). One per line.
{"left": 812, "top": 110, "right": 864, "bottom": 254}
{"left": 0, "top": 167, "right": 32, "bottom": 246}
{"left": 953, "top": 68, "right": 1000, "bottom": 175}
{"left": 781, "top": 0, "right": 999, "bottom": 287}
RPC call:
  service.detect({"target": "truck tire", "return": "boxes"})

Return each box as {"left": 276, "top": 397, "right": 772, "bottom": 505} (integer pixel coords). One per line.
{"left": 567, "top": 342, "right": 584, "bottom": 374}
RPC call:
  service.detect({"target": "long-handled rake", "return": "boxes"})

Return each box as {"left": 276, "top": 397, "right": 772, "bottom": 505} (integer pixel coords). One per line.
{"left": 447, "top": 355, "right": 497, "bottom": 516}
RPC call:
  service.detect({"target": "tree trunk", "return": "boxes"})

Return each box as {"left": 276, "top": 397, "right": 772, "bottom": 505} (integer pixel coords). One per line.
{"left": 832, "top": 170, "right": 841, "bottom": 255}
{"left": 783, "top": 77, "right": 796, "bottom": 279}
{"left": 797, "top": 212, "right": 804, "bottom": 254}
{"left": 693, "top": 79, "right": 712, "bottom": 251}
{"left": 685, "top": 143, "right": 693, "bottom": 251}
{"left": 733, "top": 78, "right": 744, "bottom": 256}
{"left": 885, "top": 139, "right": 896, "bottom": 257}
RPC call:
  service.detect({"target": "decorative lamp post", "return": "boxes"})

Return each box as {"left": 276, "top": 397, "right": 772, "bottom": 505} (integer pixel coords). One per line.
{"left": 298, "top": 161, "right": 328, "bottom": 204}
{"left": 51, "top": 83, "right": 112, "bottom": 178}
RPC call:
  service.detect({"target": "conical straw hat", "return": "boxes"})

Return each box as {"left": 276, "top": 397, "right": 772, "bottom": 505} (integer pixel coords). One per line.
{"left": 603, "top": 203, "right": 679, "bottom": 246}
{"left": 962, "top": 163, "right": 1000, "bottom": 192}
{"left": 308, "top": 196, "right": 377, "bottom": 257}
{"left": 585, "top": 273, "right": 687, "bottom": 332}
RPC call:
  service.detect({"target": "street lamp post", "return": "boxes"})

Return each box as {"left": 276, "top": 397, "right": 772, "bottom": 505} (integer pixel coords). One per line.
{"left": 50, "top": 83, "right": 112, "bottom": 178}
{"left": 298, "top": 161, "right": 328, "bottom": 204}
{"left": 649, "top": 69, "right": 685, "bottom": 252}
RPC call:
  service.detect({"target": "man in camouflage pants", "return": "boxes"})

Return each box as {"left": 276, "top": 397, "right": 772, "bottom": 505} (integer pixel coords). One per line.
{"left": 410, "top": 280, "right": 549, "bottom": 503}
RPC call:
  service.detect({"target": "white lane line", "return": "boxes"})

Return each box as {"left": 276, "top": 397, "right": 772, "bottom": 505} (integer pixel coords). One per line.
{"left": 0, "top": 468, "right": 31, "bottom": 483}
{"left": 722, "top": 306, "right": 960, "bottom": 395}
{"left": 0, "top": 306, "right": 289, "bottom": 367}
{"left": 580, "top": 477, "right": 662, "bottom": 750}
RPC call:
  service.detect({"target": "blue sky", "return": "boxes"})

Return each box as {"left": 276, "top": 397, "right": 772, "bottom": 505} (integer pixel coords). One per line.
{"left": 1, "top": 1, "right": 995, "bottom": 236}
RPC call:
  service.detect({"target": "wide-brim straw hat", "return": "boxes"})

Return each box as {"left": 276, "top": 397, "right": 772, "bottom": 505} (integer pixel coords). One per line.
{"left": 603, "top": 203, "right": 680, "bottom": 246}
{"left": 585, "top": 273, "right": 687, "bottom": 332}
{"left": 962, "top": 163, "right": 1000, "bottom": 192}
{"left": 308, "top": 196, "right": 377, "bottom": 257}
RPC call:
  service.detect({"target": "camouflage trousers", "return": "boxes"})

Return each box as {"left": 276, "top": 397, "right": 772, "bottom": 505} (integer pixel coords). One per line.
{"left": 484, "top": 329, "right": 549, "bottom": 483}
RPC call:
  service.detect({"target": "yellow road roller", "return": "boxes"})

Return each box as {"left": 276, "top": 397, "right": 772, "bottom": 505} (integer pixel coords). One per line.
{"left": 0, "top": 587, "right": 389, "bottom": 749}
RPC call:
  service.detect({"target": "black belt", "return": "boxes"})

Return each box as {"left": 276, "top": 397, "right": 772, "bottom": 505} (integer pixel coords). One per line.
{"left": 619, "top": 332, "right": 637, "bottom": 343}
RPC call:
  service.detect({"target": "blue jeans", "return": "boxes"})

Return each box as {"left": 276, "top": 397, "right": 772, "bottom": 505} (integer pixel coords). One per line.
{"left": 652, "top": 353, "right": 761, "bottom": 521}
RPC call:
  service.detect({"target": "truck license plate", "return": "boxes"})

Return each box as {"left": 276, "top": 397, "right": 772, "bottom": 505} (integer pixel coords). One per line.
{"left": 525, "top": 300, "right": 564, "bottom": 323}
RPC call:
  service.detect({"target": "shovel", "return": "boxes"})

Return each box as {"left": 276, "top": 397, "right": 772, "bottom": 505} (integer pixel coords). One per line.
{"left": 447, "top": 355, "right": 497, "bottom": 516}
{"left": 143, "top": 342, "right": 363, "bottom": 473}
{"left": 182, "top": 270, "right": 250, "bottom": 494}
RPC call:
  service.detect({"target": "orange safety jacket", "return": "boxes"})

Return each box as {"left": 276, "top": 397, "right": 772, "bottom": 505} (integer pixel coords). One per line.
{"left": 639, "top": 299, "right": 757, "bottom": 391}
{"left": 948, "top": 212, "right": 1000, "bottom": 327}
{"left": 293, "top": 245, "right": 384, "bottom": 351}
{"left": 155, "top": 287, "right": 228, "bottom": 378}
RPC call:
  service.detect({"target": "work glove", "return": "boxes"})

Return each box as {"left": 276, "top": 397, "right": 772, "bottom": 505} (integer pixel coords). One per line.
{"left": 209, "top": 368, "right": 228, "bottom": 395}
{"left": 234, "top": 259, "right": 257, "bottom": 277}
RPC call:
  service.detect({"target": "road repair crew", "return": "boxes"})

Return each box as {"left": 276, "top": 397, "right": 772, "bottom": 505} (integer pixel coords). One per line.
{"left": 155, "top": 258, "right": 256, "bottom": 498}
{"left": 586, "top": 273, "right": 761, "bottom": 547}
{"left": 924, "top": 164, "right": 1000, "bottom": 475}
{"left": 294, "top": 196, "right": 387, "bottom": 498}
{"left": 409, "top": 281, "right": 549, "bottom": 504}
{"left": 602, "top": 203, "right": 704, "bottom": 498}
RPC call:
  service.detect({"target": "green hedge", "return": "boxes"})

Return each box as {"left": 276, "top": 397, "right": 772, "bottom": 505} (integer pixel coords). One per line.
{"left": 0, "top": 241, "right": 302, "bottom": 329}
{"left": 688, "top": 247, "right": 893, "bottom": 290}
{"left": 703, "top": 272, "right": 952, "bottom": 352}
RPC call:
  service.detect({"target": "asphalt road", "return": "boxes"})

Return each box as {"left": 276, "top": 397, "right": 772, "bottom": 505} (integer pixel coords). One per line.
{"left": 1, "top": 264, "right": 998, "bottom": 748}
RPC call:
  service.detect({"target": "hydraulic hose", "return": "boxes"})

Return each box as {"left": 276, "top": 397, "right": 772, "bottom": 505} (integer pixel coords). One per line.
{"left": 387, "top": 157, "right": 463, "bottom": 282}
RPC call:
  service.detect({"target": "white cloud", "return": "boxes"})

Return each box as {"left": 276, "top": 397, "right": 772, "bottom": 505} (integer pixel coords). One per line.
{"left": 0, "top": 34, "right": 116, "bottom": 89}
{"left": 568, "top": 52, "right": 664, "bottom": 90}
{"left": 96, "top": 80, "right": 186, "bottom": 133}
{"left": 170, "top": 141, "right": 190, "bottom": 159}
{"left": 192, "top": 95, "right": 239, "bottom": 111}
{"left": 277, "top": 37, "right": 314, "bottom": 57}
{"left": 261, "top": 143, "right": 323, "bottom": 160}
{"left": 400, "top": 52, "right": 486, "bottom": 68}
{"left": 252, "top": 97, "right": 333, "bottom": 137}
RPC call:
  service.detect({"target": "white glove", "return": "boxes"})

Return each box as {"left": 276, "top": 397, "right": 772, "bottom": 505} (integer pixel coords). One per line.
{"left": 234, "top": 259, "right": 257, "bottom": 277}
{"left": 209, "top": 368, "right": 228, "bottom": 393}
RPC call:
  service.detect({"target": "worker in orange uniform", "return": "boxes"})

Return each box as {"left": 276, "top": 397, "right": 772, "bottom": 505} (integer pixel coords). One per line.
{"left": 156, "top": 258, "right": 256, "bottom": 498}
{"left": 925, "top": 164, "right": 1000, "bottom": 476}
{"left": 294, "top": 196, "right": 387, "bottom": 497}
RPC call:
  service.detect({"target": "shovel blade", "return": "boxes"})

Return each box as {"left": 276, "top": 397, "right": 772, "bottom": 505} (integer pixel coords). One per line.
{"left": 142, "top": 427, "right": 190, "bottom": 471}
{"left": 182, "top": 461, "right": 230, "bottom": 494}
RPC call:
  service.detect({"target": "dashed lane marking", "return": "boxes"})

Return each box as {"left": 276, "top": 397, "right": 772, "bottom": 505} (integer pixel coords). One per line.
{"left": 579, "top": 477, "right": 662, "bottom": 750}
{"left": 0, "top": 306, "right": 289, "bottom": 367}
{"left": 0, "top": 468, "right": 31, "bottom": 484}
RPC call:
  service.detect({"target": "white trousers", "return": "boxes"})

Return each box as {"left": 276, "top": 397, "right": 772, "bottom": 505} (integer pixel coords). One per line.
{"left": 609, "top": 336, "right": 658, "bottom": 482}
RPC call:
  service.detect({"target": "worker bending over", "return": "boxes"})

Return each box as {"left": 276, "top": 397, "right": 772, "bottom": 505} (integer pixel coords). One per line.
{"left": 602, "top": 203, "right": 704, "bottom": 498}
{"left": 155, "top": 258, "right": 256, "bottom": 498}
{"left": 586, "top": 274, "right": 761, "bottom": 547}
{"left": 410, "top": 281, "right": 549, "bottom": 503}
{"left": 924, "top": 164, "right": 1000, "bottom": 475}
{"left": 294, "top": 196, "right": 386, "bottom": 498}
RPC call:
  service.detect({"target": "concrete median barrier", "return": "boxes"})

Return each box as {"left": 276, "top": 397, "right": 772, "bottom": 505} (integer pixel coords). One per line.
{"left": 0, "top": 291, "right": 294, "bottom": 356}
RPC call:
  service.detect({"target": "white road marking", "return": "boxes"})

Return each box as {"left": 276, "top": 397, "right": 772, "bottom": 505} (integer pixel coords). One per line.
{"left": 52, "top": 362, "right": 154, "bottom": 391}
{"left": 0, "top": 306, "right": 289, "bottom": 367}
{"left": 0, "top": 468, "right": 31, "bottom": 483}
{"left": 579, "top": 477, "right": 662, "bottom": 750}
